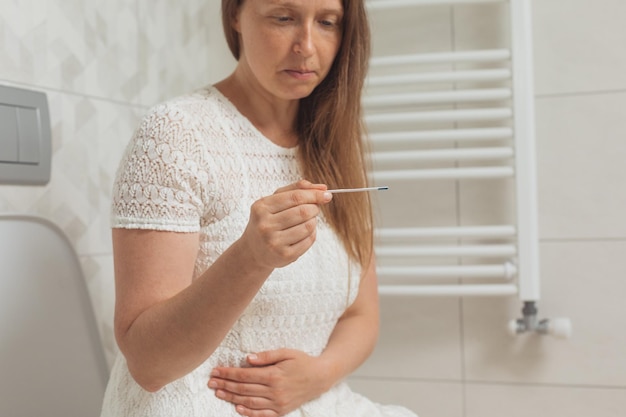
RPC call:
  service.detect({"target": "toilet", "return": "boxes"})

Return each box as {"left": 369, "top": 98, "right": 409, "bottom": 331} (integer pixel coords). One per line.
{"left": 0, "top": 214, "right": 108, "bottom": 416}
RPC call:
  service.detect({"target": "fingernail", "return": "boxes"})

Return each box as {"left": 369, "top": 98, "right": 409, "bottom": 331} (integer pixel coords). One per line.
{"left": 210, "top": 370, "right": 220, "bottom": 377}
{"left": 247, "top": 353, "right": 258, "bottom": 361}
{"left": 208, "top": 380, "right": 217, "bottom": 389}
{"left": 323, "top": 192, "right": 332, "bottom": 202}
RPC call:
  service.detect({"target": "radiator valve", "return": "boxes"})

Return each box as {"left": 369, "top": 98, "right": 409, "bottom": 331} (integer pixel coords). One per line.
{"left": 508, "top": 301, "right": 572, "bottom": 338}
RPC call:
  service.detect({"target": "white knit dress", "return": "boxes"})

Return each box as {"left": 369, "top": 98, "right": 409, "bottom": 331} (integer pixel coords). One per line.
{"left": 100, "top": 86, "right": 417, "bottom": 417}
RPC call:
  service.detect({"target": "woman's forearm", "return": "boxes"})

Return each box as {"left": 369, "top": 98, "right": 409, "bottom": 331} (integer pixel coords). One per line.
{"left": 317, "top": 258, "right": 381, "bottom": 390}
{"left": 114, "top": 183, "right": 331, "bottom": 392}
{"left": 205, "top": 311, "right": 380, "bottom": 415}
{"left": 117, "top": 236, "right": 273, "bottom": 392}
{"left": 318, "top": 307, "right": 380, "bottom": 390}
{"left": 203, "top": 258, "right": 381, "bottom": 415}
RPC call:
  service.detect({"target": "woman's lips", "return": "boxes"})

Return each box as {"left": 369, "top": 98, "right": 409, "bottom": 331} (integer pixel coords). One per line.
{"left": 285, "top": 69, "right": 316, "bottom": 80}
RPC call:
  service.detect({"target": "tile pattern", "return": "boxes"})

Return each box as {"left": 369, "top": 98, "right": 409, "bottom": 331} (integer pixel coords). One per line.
{"left": 349, "top": 378, "right": 462, "bottom": 417}
{"left": 465, "top": 383, "right": 626, "bottom": 417}
{"left": 0, "top": 92, "right": 140, "bottom": 254}
{"left": 359, "top": 0, "right": 626, "bottom": 415}
{"left": 0, "top": 0, "right": 82, "bottom": 91}
{"left": 354, "top": 296, "right": 463, "bottom": 381}
{"left": 0, "top": 0, "right": 214, "bottom": 373}
{"left": 536, "top": 92, "right": 626, "bottom": 239}
{"left": 83, "top": 0, "right": 141, "bottom": 102}
{"left": 532, "top": 0, "right": 626, "bottom": 96}
{"left": 464, "top": 241, "right": 626, "bottom": 387}
{"left": 137, "top": 0, "right": 213, "bottom": 106}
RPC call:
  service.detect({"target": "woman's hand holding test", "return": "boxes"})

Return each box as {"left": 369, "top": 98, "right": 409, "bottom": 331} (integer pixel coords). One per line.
{"left": 113, "top": 180, "right": 332, "bottom": 392}
{"left": 241, "top": 180, "right": 332, "bottom": 269}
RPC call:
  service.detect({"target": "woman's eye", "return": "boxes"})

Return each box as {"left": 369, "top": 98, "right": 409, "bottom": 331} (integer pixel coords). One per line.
{"left": 319, "top": 17, "right": 341, "bottom": 29}
{"left": 275, "top": 16, "right": 291, "bottom": 23}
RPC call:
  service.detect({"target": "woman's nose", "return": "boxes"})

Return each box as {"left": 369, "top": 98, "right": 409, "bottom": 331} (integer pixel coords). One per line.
{"left": 293, "top": 23, "right": 315, "bottom": 57}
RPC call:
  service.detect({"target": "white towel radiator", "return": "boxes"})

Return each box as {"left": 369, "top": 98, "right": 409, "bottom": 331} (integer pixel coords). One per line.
{"left": 366, "top": 0, "right": 571, "bottom": 337}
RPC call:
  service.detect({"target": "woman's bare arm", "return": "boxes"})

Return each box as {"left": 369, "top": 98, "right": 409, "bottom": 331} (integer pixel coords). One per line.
{"left": 113, "top": 182, "right": 332, "bottom": 392}
{"left": 316, "top": 255, "right": 380, "bottom": 386}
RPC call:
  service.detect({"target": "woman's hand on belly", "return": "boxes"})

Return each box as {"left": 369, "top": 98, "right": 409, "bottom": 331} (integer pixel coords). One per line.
{"left": 208, "top": 348, "right": 331, "bottom": 416}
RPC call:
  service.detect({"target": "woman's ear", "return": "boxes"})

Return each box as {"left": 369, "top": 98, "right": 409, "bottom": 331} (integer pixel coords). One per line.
{"left": 232, "top": 8, "right": 242, "bottom": 33}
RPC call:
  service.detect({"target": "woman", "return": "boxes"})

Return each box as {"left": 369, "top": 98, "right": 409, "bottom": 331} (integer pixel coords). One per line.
{"left": 100, "top": 0, "right": 417, "bottom": 416}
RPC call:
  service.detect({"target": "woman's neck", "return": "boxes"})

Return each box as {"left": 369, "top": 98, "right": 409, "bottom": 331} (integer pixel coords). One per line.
{"left": 215, "top": 72, "right": 299, "bottom": 148}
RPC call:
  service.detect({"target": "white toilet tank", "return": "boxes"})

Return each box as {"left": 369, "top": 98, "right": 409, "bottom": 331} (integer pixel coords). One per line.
{"left": 0, "top": 214, "right": 108, "bottom": 416}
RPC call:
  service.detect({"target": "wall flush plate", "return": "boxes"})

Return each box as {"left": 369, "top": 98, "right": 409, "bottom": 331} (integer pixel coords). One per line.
{"left": 0, "top": 85, "right": 51, "bottom": 185}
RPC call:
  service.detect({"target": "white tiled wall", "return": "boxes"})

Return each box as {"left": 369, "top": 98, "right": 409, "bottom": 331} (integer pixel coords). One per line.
{"left": 0, "top": 0, "right": 217, "bottom": 366}
{"left": 532, "top": 0, "right": 626, "bottom": 96}
{"left": 465, "top": 384, "right": 626, "bottom": 417}
{"left": 351, "top": 1, "right": 626, "bottom": 417}
{"left": 1, "top": 1, "right": 625, "bottom": 416}
{"left": 536, "top": 92, "right": 626, "bottom": 239}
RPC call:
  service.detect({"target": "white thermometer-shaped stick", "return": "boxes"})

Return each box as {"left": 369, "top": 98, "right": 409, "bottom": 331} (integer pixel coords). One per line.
{"left": 328, "top": 186, "right": 389, "bottom": 194}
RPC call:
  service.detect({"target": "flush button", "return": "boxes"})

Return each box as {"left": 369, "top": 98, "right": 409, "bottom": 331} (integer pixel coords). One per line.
{"left": 0, "top": 104, "right": 19, "bottom": 163}
{"left": 16, "top": 107, "right": 41, "bottom": 164}
{"left": 0, "top": 84, "right": 51, "bottom": 185}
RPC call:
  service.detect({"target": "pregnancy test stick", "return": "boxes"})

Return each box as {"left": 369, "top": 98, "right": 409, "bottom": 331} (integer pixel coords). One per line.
{"left": 328, "top": 186, "right": 389, "bottom": 194}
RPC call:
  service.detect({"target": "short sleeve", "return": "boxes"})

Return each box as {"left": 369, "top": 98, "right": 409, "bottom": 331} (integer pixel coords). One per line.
{"left": 111, "top": 102, "right": 210, "bottom": 232}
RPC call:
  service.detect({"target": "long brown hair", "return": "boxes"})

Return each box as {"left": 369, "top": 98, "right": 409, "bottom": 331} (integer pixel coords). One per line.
{"left": 221, "top": 0, "right": 373, "bottom": 268}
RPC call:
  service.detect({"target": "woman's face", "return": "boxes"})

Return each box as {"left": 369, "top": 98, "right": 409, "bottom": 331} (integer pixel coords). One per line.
{"left": 233, "top": 0, "right": 344, "bottom": 102}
